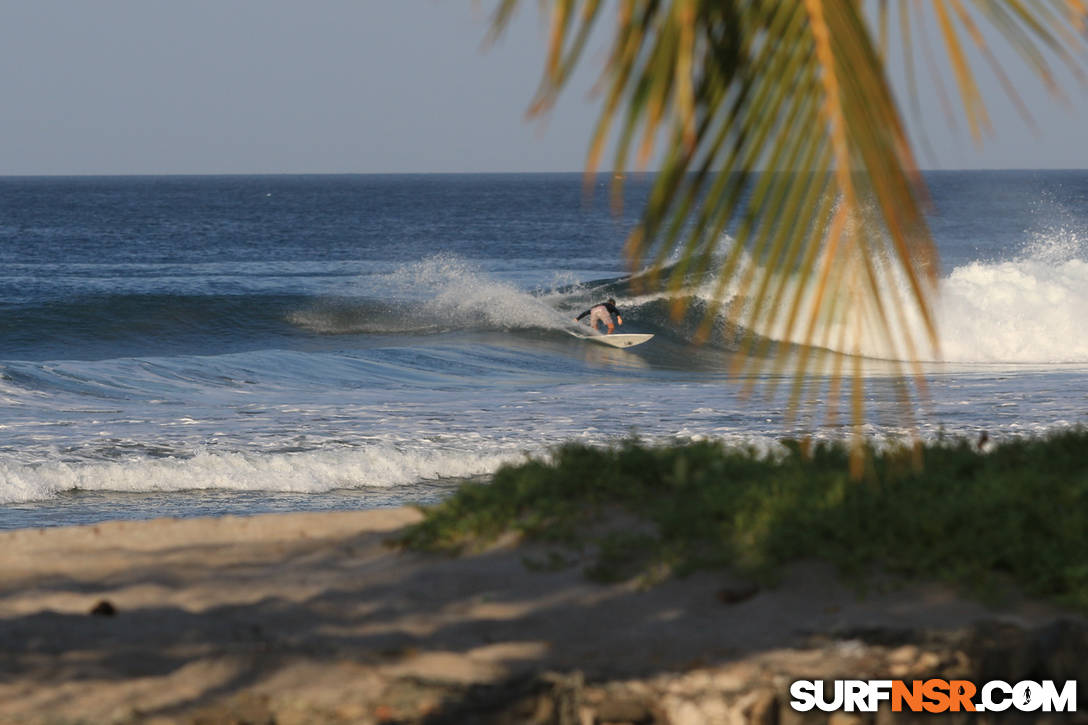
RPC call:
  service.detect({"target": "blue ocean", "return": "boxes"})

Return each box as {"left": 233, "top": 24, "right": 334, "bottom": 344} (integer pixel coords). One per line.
{"left": 3, "top": 172, "right": 1087, "bottom": 529}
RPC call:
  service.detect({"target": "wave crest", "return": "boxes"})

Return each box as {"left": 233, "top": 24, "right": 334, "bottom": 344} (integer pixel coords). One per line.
{"left": 0, "top": 446, "right": 522, "bottom": 504}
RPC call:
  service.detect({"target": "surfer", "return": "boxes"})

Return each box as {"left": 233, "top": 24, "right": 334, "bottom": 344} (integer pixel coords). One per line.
{"left": 576, "top": 298, "right": 623, "bottom": 334}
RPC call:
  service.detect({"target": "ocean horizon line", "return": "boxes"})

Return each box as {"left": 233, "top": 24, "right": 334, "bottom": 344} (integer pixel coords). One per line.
{"left": 1, "top": 167, "right": 1086, "bottom": 179}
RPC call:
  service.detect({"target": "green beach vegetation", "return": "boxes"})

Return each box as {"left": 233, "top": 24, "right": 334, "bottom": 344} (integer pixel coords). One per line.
{"left": 401, "top": 429, "right": 1088, "bottom": 610}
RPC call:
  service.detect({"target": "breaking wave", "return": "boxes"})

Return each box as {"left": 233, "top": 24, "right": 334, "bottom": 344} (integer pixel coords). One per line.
{"left": 0, "top": 445, "right": 523, "bottom": 505}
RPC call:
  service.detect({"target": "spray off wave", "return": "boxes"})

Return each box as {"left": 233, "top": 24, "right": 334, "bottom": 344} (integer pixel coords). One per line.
{"left": 289, "top": 255, "right": 579, "bottom": 336}
{"left": 939, "top": 256, "right": 1088, "bottom": 363}
{"left": 677, "top": 231, "right": 1088, "bottom": 365}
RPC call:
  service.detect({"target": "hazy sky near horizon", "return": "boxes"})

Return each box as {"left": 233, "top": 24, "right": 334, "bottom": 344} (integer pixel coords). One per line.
{"left": 1, "top": 1, "right": 1086, "bottom": 175}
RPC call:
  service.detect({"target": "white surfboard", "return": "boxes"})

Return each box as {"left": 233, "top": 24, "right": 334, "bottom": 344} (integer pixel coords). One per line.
{"left": 571, "top": 332, "right": 654, "bottom": 348}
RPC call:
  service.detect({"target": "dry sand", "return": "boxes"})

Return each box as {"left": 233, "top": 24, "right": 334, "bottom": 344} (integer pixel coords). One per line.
{"left": 0, "top": 508, "right": 1073, "bottom": 723}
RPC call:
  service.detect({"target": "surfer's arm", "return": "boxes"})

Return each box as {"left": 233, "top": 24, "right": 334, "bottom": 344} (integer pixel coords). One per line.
{"left": 575, "top": 309, "right": 591, "bottom": 321}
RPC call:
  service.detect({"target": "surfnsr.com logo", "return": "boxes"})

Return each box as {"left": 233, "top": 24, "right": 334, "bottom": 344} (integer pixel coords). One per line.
{"left": 789, "top": 679, "right": 1077, "bottom": 714}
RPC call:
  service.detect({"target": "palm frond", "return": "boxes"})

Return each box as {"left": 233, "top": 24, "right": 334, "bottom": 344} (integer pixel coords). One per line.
{"left": 492, "top": 0, "right": 1088, "bottom": 469}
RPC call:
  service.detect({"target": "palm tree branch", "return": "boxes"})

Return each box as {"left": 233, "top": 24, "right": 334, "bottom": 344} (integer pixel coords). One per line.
{"left": 489, "top": 0, "right": 1086, "bottom": 448}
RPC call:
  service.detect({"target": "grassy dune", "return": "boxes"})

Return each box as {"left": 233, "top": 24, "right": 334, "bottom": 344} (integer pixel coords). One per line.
{"left": 400, "top": 429, "right": 1088, "bottom": 609}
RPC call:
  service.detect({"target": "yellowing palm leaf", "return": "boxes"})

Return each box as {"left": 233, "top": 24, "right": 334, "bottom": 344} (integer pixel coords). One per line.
{"left": 493, "top": 0, "right": 1088, "bottom": 473}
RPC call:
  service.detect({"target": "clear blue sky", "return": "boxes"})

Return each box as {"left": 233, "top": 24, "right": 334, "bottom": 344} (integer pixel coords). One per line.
{"left": 0, "top": 1, "right": 1085, "bottom": 175}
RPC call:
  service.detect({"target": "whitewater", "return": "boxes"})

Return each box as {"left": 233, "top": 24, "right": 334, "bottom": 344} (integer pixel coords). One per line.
{"left": 3, "top": 172, "right": 1087, "bottom": 528}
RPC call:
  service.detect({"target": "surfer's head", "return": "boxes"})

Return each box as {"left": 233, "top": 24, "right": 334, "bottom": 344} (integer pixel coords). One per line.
{"left": 607, "top": 298, "right": 615, "bottom": 306}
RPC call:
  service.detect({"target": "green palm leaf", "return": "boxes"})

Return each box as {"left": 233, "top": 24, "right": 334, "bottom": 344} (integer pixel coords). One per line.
{"left": 493, "top": 0, "right": 1088, "bottom": 474}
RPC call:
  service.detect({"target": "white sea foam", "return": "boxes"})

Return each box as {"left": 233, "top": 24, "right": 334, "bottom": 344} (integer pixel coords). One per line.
{"left": 906, "top": 228, "right": 1088, "bottom": 363}
{"left": 0, "top": 445, "right": 524, "bottom": 504}
{"left": 678, "top": 230, "right": 1088, "bottom": 365}
{"left": 937, "top": 257, "right": 1088, "bottom": 363}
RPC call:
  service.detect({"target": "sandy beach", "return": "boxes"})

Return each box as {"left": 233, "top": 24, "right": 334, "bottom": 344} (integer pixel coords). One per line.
{"left": 6, "top": 0, "right": 1088, "bottom": 721}
{"left": 2, "top": 508, "right": 1082, "bottom": 724}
